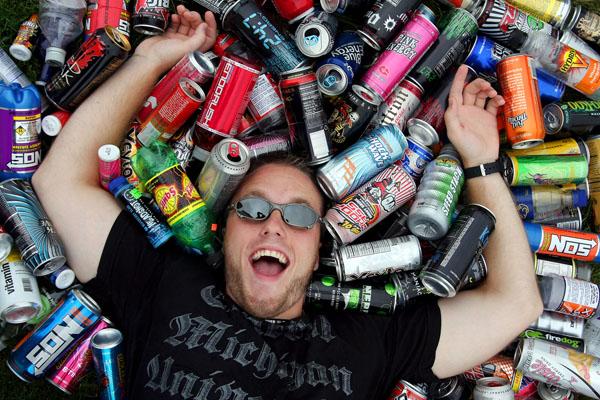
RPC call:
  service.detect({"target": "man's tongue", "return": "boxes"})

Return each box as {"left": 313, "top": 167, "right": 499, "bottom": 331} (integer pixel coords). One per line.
{"left": 253, "top": 257, "right": 284, "bottom": 276}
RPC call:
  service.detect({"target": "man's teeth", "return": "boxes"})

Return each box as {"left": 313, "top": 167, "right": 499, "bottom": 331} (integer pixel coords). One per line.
{"left": 251, "top": 249, "right": 288, "bottom": 265}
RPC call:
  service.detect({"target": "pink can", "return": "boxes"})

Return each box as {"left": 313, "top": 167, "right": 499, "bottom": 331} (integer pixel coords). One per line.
{"left": 360, "top": 13, "right": 439, "bottom": 103}
{"left": 98, "top": 144, "right": 121, "bottom": 190}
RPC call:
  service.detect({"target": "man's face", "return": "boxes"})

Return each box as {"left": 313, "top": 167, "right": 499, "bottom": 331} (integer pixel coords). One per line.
{"left": 223, "top": 164, "right": 323, "bottom": 320}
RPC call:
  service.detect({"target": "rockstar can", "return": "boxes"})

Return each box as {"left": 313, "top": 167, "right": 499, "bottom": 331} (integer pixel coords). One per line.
{"left": 84, "top": 0, "right": 130, "bottom": 38}
{"left": 503, "top": 154, "right": 589, "bottom": 186}
{"left": 241, "top": 132, "right": 292, "bottom": 159}
{"left": 524, "top": 222, "right": 600, "bottom": 263}
{"left": 316, "top": 31, "right": 363, "bottom": 96}
{"left": 295, "top": 11, "right": 338, "bottom": 58}
{"left": 0, "top": 250, "right": 41, "bottom": 324}
{"left": 91, "top": 328, "right": 126, "bottom": 400}
{"left": 132, "top": 0, "right": 169, "bottom": 35}
{"left": 357, "top": 0, "right": 421, "bottom": 51}
{"left": 543, "top": 101, "right": 600, "bottom": 135}
{"left": 368, "top": 78, "right": 423, "bottom": 133}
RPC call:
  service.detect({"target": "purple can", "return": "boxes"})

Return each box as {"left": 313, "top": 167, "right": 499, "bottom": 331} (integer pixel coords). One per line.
{"left": 360, "top": 13, "right": 439, "bottom": 103}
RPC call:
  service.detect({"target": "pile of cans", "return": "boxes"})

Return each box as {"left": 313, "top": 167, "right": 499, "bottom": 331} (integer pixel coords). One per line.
{"left": 2, "top": 0, "right": 600, "bottom": 398}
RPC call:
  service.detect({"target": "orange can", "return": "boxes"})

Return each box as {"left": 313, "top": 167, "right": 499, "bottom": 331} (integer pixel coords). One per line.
{"left": 497, "top": 55, "right": 545, "bottom": 149}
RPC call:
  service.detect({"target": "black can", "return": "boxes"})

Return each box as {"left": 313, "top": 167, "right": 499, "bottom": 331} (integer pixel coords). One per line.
{"left": 459, "top": 254, "right": 487, "bottom": 290}
{"left": 45, "top": 26, "right": 131, "bottom": 112}
{"left": 321, "top": 0, "right": 375, "bottom": 15}
{"left": 564, "top": 6, "right": 600, "bottom": 47}
{"left": 279, "top": 67, "right": 334, "bottom": 165}
{"left": 543, "top": 101, "right": 600, "bottom": 135}
{"left": 391, "top": 270, "right": 431, "bottom": 308}
{"left": 132, "top": 0, "right": 170, "bottom": 35}
{"left": 327, "top": 85, "right": 378, "bottom": 152}
{"left": 420, "top": 204, "right": 496, "bottom": 298}
{"left": 305, "top": 274, "right": 397, "bottom": 315}
{"left": 429, "top": 376, "right": 470, "bottom": 400}
{"left": 357, "top": 0, "right": 420, "bottom": 51}
{"left": 192, "top": 0, "right": 233, "bottom": 14}
{"left": 221, "top": 0, "right": 307, "bottom": 78}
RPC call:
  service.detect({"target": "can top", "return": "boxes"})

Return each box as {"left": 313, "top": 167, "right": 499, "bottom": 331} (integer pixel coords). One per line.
{"left": 180, "top": 77, "right": 206, "bottom": 103}
{"left": 212, "top": 138, "right": 251, "bottom": 175}
{"left": 475, "top": 377, "right": 512, "bottom": 390}
{"left": 351, "top": 84, "right": 382, "bottom": 106}
{"left": 356, "top": 29, "right": 381, "bottom": 52}
{"left": 91, "top": 327, "right": 123, "bottom": 350}
{"left": 190, "top": 51, "right": 216, "bottom": 79}
{"left": 538, "top": 383, "right": 573, "bottom": 400}
{"left": 543, "top": 103, "right": 564, "bottom": 135}
{"left": 320, "top": 0, "right": 340, "bottom": 13}
{"left": 73, "top": 288, "right": 102, "bottom": 315}
{"left": 295, "top": 16, "right": 336, "bottom": 58}
{"left": 467, "top": 203, "right": 497, "bottom": 224}
{"left": 406, "top": 118, "right": 440, "bottom": 147}
{"left": 105, "top": 25, "right": 131, "bottom": 52}
{"left": 316, "top": 63, "right": 348, "bottom": 96}
{"left": 98, "top": 144, "right": 121, "bottom": 162}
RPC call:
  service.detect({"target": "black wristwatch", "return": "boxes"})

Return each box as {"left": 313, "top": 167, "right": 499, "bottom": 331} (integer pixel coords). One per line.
{"left": 463, "top": 159, "right": 503, "bottom": 179}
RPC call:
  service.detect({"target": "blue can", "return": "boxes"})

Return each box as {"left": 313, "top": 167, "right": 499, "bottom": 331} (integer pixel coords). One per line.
{"left": 316, "top": 32, "right": 364, "bottom": 96}
{"left": 7, "top": 289, "right": 101, "bottom": 381}
{"left": 109, "top": 176, "right": 173, "bottom": 248}
{"left": 91, "top": 328, "right": 125, "bottom": 400}
{"left": 536, "top": 68, "right": 566, "bottom": 103}
{"left": 400, "top": 137, "right": 434, "bottom": 180}
{"left": 511, "top": 186, "right": 588, "bottom": 220}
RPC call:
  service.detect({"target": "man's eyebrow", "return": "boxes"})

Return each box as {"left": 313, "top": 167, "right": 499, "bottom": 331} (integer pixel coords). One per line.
{"left": 244, "top": 190, "right": 314, "bottom": 206}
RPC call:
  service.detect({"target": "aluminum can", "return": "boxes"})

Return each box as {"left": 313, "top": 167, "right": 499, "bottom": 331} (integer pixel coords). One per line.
{"left": 195, "top": 55, "right": 260, "bottom": 139}
{"left": 237, "top": 111, "right": 259, "bottom": 138}
{"left": 0, "top": 48, "right": 32, "bottom": 88}
{"left": 324, "top": 164, "right": 416, "bottom": 244}
{"left": 532, "top": 207, "right": 582, "bottom": 230}
{"left": 421, "top": 204, "right": 496, "bottom": 298}
{"left": 132, "top": 0, "right": 169, "bottom": 35}
{"left": 0, "top": 225, "right": 13, "bottom": 262}
{"left": 279, "top": 67, "right": 333, "bottom": 165}
{"left": 247, "top": 73, "right": 285, "bottom": 132}
{"left": 565, "top": 6, "right": 600, "bottom": 47}
{"left": 171, "top": 122, "right": 196, "bottom": 169}
{"left": 120, "top": 123, "right": 141, "bottom": 186}
{"left": 535, "top": 254, "right": 576, "bottom": 278}
{"left": 85, "top": 0, "right": 130, "bottom": 38}
{"left": 321, "top": 0, "right": 372, "bottom": 14}
{"left": 222, "top": 0, "right": 307, "bottom": 78}
{"left": 334, "top": 235, "right": 421, "bottom": 281}
{"left": 91, "top": 328, "right": 126, "bottom": 400}
{"left": 369, "top": 78, "right": 423, "bottom": 133}
{"left": 49, "top": 265, "right": 76, "bottom": 290}
{"left": 524, "top": 222, "right": 600, "bottom": 263}
{"left": 138, "top": 51, "right": 215, "bottom": 122}
{"left": 0, "top": 179, "right": 66, "bottom": 276}
{"left": 460, "top": 254, "right": 488, "bottom": 290}
{"left": 357, "top": 0, "right": 420, "bottom": 51}
{"left": 272, "top": 0, "right": 315, "bottom": 23}
{"left": 587, "top": 135, "right": 600, "bottom": 232}
{"left": 327, "top": 85, "right": 378, "bottom": 151}
{"left": 9, "top": 14, "right": 40, "bottom": 62}
{"left": 428, "top": 377, "right": 470, "bottom": 400}
{"left": 360, "top": 12, "right": 439, "bottom": 103}
{"left": 197, "top": 138, "right": 250, "bottom": 214}
{"left": 520, "top": 327, "right": 585, "bottom": 352}
{"left": 388, "top": 380, "right": 428, "bottom": 400}
{"left": 316, "top": 31, "right": 364, "bottom": 96}
{"left": 511, "top": 185, "right": 588, "bottom": 220}
{"left": 544, "top": 101, "right": 600, "bottom": 135}
{"left": 7, "top": 289, "right": 101, "bottom": 381}
{"left": 497, "top": 55, "right": 545, "bottom": 149}
{"left": 0, "top": 250, "right": 41, "bottom": 324}
{"left": 391, "top": 270, "right": 431, "bottom": 308}
{"left": 41, "top": 110, "right": 71, "bottom": 137}
{"left": 504, "top": 0, "right": 571, "bottom": 27}
{"left": 463, "top": 354, "right": 514, "bottom": 382}
{"left": 506, "top": 138, "right": 589, "bottom": 157}
{"left": 295, "top": 11, "right": 338, "bottom": 58}
{"left": 46, "top": 316, "right": 112, "bottom": 394}
{"left": 399, "top": 136, "right": 434, "bottom": 181}
{"left": 515, "top": 338, "right": 600, "bottom": 398}
{"left": 192, "top": 0, "right": 232, "bottom": 14}
{"left": 98, "top": 144, "right": 121, "bottom": 190}
{"left": 511, "top": 372, "right": 538, "bottom": 399}
{"left": 537, "top": 383, "right": 574, "bottom": 400}
{"left": 503, "top": 155, "right": 588, "bottom": 186}
{"left": 583, "top": 318, "right": 600, "bottom": 359}
{"left": 306, "top": 274, "right": 397, "bottom": 315}
{"left": 532, "top": 311, "right": 584, "bottom": 339}
{"left": 317, "top": 124, "right": 408, "bottom": 200}
{"left": 559, "top": 30, "right": 600, "bottom": 60}
{"left": 45, "top": 26, "right": 131, "bottom": 112}
{"left": 241, "top": 132, "right": 291, "bottom": 160}
{"left": 473, "top": 378, "right": 514, "bottom": 400}
{"left": 408, "top": 8, "right": 479, "bottom": 93}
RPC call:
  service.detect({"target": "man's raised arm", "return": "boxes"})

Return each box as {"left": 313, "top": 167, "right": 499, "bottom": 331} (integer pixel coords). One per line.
{"left": 431, "top": 65, "right": 544, "bottom": 378}
{"left": 31, "top": 6, "right": 217, "bottom": 283}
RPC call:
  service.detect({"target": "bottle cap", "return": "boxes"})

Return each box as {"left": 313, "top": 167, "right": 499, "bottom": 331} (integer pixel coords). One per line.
{"left": 45, "top": 47, "right": 66, "bottom": 67}
{"left": 98, "top": 144, "right": 120, "bottom": 162}
{"left": 41, "top": 115, "right": 62, "bottom": 136}
{"left": 9, "top": 43, "right": 32, "bottom": 62}
{"left": 108, "top": 176, "right": 129, "bottom": 195}
{"left": 50, "top": 265, "right": 76, "bottom": 290}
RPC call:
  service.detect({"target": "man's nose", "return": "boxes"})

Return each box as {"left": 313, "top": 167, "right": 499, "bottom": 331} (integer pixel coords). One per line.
{"left": 260, "top": 209, "right": 286, "bottom": 237}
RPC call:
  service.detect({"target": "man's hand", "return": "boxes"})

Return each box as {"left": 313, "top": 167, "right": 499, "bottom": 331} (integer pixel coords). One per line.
{"left": 444, "top": 64, "right": 505, "bottom": 168}
{"left": 134, "top": 5, "right": 218, "bottom": 74}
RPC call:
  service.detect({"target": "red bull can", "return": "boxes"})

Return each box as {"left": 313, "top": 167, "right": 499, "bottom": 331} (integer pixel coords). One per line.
{"left": 91, "top": 328, "right": 126, "bottom": 400}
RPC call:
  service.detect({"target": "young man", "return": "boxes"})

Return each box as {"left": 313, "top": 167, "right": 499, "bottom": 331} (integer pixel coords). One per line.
{"left": 32, "top": 6, "right": 543, "bottom": 399}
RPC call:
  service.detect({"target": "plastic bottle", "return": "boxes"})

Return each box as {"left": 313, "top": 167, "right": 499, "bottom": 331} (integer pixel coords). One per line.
{"left": 38, "top": 0, "right": 87, "bottom": 66}
{"left": 538, "top": 275, "right": 600, "bottom": 319}
{"left": 132, "top": 141, "right": 216, "bottom": 254}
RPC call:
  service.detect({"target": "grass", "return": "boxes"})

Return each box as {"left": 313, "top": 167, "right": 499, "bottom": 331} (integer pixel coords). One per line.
{"left": 2, "top": 0, "right": 600, "bottom": 399}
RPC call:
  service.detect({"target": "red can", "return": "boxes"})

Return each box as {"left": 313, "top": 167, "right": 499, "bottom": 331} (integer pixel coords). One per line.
{"left": 98, "top": 144, "right": 121, "bottom": 190}
{"left": 237, "top": 111, "right": 259, "bottom": 138}
{"left": 84, "top": 0, "right": 131, "bottom": 38}
{"left": 138, "top": 78, "right": 205, "bottom": 146}
{"left": 195, "top": 55, "right": 260, "bottom": 140}
{"left": 138, "top": 51, "right": 215, "bottom": 122}
{"left": 272, "top": 0, "right": 315, "bottom": 24}
{"left": 132, "top": 0, "right": 170, "bottom": 35}
{"left": 388, "top": 380, "right": 428, "bottom": 400}
{"left": 41, "top": 110, "right": 71, "bottom": 137}
{"left": 213, "top": 33, "right": 238, "bottom": 57}
{"left": 247, "top": 73, "right": 286, "bottom": 132}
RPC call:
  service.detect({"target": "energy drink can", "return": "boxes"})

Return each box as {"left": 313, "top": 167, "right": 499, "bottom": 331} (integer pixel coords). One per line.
{"left": 0, "top": 48, "right": 32, "bottom": 88}
{"left": 535, "top": 254, "right": 576, "bottom": 278}
{"left": 45, "top": 26, "right": 131, "bottom": 112}
{"left": 0, "top": 250, "right": 41, "bottom": 324}
{"left": 221, "top": 0, "right": 307, "bottom": 78}
{"left": 91, "top": 328, "right": 126, "bottom": 400}
{"left": 428, "top": 377, "right": 470, "bottom": 400}
{"left": 9, "top": 14, "right": 40, "bottom": 62}
{"left": 559, "top": 30, "right": 600, "bottom": 60}
{"left": 333, "top": 235, "right": 421, "bottom": 281}
{"left": 359, "top": 12, "right": 439, "bottom": 103}
{"left": 537, "top": 384, "right": 575, "bottom": 400}
{"left": 473, "top": 378, "right": 514, "bottom": 400}
{"left": 563, "top": 6, "right": 600, "bottom": 47}
{"left": 316, "top": 31, "right": 363, "bottom": 96}
{"left": 241, "top": 132, "right": 291, "bottom": 159}
{"left": 506, "top": 138, "right": 588, "bottom": 158}
{"left": 98, "top": 144, "right": 121, "bottom": 190}
{"left": 0, "top": 225, "right": 13, "bottom": 262}
{"left": 120, "top": 123, "right": 141, "bottom": 186}
{"left": 132, "top": 0, "right": 169, "bottom": 35}
{"left": 587, "top": 135, "right": 600, "bottom": 232}
{"left": 237, "top": 111, "right": 259, "bottom": 138}
{"left": 497, "top": 55, "right": 545, "bottom": 149}
{"left": 399, "top": 136, "right": 434, "bottom": 181}
{"left": 544, "top": 101, "right": 600, "bottom": 135}
{"left": 305, "top": 274, "right": 397, "bottom": 315}
{"left": 532, "top": 311, "right": 584, "bottom": 339}
{"left": 41, "top": 110, "right": 71, "bottom": 137}
{"left": 369, "top": 78, "right": 423, "bottom": 132}
{"left": 357, "top": 0, "right": 421, "bottom": 51}
{"left": 324, "top": 164, "right": 416, "bottom": 244}
{"left": 7, "top": 289, "right": 101, "bottom": 381}
{"left": 272, "top": 0, "right": 315, "bottom": 23}
{"left": 192, "top": 0, "right": 232, "bottom": 14}
{"left": 460, "top": 254, "right": 488, "bottom": 290}
{"left": 532, "top": 207, "right": 583, "bottom": 230}
{"left": 279, "top": 67, "right": 334, "bottom": 166}
{"left": 388, "top": 380, "right": 429, "bottom": 400}
{"left": 317, "top": 124, "right": 408, "bottom": 200}
{"left": 197, "top": 138, "right": 250, "bottom": 214}
{"left": 420, "top": 204, "right": 496, "bottom": 297}
{"left": 0, "top": 179, "right": 66, "bottom": 276}
{"left": 463, "top": 354, "right": 514, "bottom": 382}
{"left": 524, "top": 222, "right": 600, "bottom": 262}
{"left": 511, "top": 185, "right": 588, "bottom": 220}
{"left": 505, "top": 0, "right": 571, "bottom": 27}
{"left": 85, "top": 0, "right": 130, "bottom": 39}
{"left": 503, "top": 154, "right": 589, "bottom": 186}
{"left": 247, "top": 73, "right": 285, "bottom": 133}
{"left": 295, "top": 11, "right": 338, "bottom": 58}
{"left": 391, "top": 270, "right": 431, "bottom": 308}
{"left": 321, "top": 0, "right": 372, "bottom": 14}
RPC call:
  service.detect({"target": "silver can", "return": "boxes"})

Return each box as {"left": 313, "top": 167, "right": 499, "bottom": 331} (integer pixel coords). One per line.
{"left": 242, "top": 132, "right": 291, "bottom": 160}
{"left": 0, "top": 250, "right": 41, "bottom": 324}
{"left": 535, "top": 254, "right": 576, "bottom": 278}
{"left": 295, "top": 11, "right": 338, "bottom": 58}
{"left": 0, "top": 225, "right": 13, "bottom": 262}
{"left": 370, "top": 78, "right": 423, "bottom": 132}
{"left": 531, "top": 311, "right": 585, "bottom": 339}
{"left": 538, "top": 383, "right": 575, "bottom": 400}
{"left": 473, "top": 378, "right": 514, "bottom": 400}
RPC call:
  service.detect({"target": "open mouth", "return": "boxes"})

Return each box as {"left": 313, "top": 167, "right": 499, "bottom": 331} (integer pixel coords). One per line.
{"left": 250, "top": 249, "right": 289, "bottom": 278}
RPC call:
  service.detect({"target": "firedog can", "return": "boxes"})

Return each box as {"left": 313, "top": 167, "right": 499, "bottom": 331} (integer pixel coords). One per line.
{"left": 7, "top": 289, "right": 101, "bottom": 382}
{"left": 544, "top": 101, "right": 600, "bottom": 135}
{"left": 132, "top": 0, "right": 169, "bottom": 35}
{"left": 357, "top": 0, "right": 421, "bottom": 51}
{"left": 84, "top": 0, "right": 130, "bottom": 38}
{"left": 0, "top": 250, "right": 41, "bottom": 324}
{"left": 91, "top": 328, "right": 126, "bottom": 400}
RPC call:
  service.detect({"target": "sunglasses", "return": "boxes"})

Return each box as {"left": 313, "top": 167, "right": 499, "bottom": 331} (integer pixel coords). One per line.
{"left": 229, "top": 196, "right": 322, "bottom": 229}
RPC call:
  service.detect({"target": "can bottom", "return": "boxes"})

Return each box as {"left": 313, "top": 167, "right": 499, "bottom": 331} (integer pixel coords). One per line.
{"left": 33, "top": 256, "right": 67, "bottom": 277}
{"left": 134, "top": 24, "right": 164, "bottom": 36}
{"left": 2, "top": 302, "right": 40, "bottom": 324}
{"left": 420, "top": 270, "right": 457, "bottom": 298}
{"left": 511, "top": 139, "right": 544, "bottom": 150}
{"left": 46, "top": 376, "right": 73, "bottom": 395}
{"left": 6, "top": 358, "right": 32, "bottom": 383}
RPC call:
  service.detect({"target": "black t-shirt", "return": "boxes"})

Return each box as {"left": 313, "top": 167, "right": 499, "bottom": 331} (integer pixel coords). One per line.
{"left": 84, "top": 211, "right": 442, "bottom": 400}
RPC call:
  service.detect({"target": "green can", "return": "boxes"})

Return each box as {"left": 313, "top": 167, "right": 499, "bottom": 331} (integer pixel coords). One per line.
{"left": 503, "top": 154, "right": 589, "bottom": 186}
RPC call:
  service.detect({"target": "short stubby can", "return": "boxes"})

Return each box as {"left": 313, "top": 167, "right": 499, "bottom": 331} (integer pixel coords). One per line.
{"left": 132, "top": 0, "right": 169, "bottom": 36}
{"left": 85, "top": 0, "right": 130, "bottom": 39}
{"left": 0, "top": 250, "right": 41, "bottom": 324}
{"left": 503, "top": 154, "right": 589, "bottom": 186}
{"left": 357, "top": 0, "right": 421, "bottom": 51}
{"left": 0, "top": 179, "right": 66, "bottom": 276}
{"left": 388, "top": 380, "right": 428, "bottom": 400}
{"left": 399, "top": 136, "right": 434, "bottom": 181}
{"left": 317, "top": 124, "right": 408, "bottom": 200}
{"left": 324, "top": 164, "right": 416, "bottom": 244}
{"left": 7, "top": 289, "right": 101, "bottom": 382}
{"left": 272, "top": 0, "right": 315, "bottom": 23}
{"left": 295, "top": 11, "right": 338, "bottom": 58}
{"left": 91, "top": 328, "right": 126, "bottom": 400}
{"left": 473, "top": 377, "right": 514, "bottom": 400}
{"left": 497, "top": 54, "right": 545, "bottom": 149}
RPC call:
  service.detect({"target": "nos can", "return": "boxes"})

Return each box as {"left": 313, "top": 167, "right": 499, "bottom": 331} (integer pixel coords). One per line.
{"left": 388, "top": 380, "right": 428, "bottom": 400}
{"left": 0, "top": 179, "right": 66, "bottom": 276}
{"left": 420, "top": 204, "right": 496, "bottom": 297}
{"left": 524, "top": 222, "right": 600, "bottom": 263}
{"left": 45, "top": 26, "right": 131, "bottom": 112}
{"left": 7, "top": 289, "right": 101, "bottom": 381}
{"left": 241, "top": 132, "right": 291, "bottom": 159}
{"left": 473, "top": 378, "right": 514, "bottom": 400}
{"left": 334, "top": 235, "right": 422, "bottom": 281}
{"left": 295, "top": 11, "right": 338, "bottom": 58}
{"left": 503, "top": 154, "right": 589, "bottom": 186}
{"left": 544, "top": 101, "right": 600, "bottom": 135}
{"left": 0, "top": 250, "right": 41, "bottom": 324}
{"left": 91, "top": 328, "right": 126, "bottom": 400}
{"left": 368, "top": 78, "right": 423, "bottom": 133}
{"left": 247, "top": 73, "right": 286, "bottom": 132}
{"left": 85, "top": 0, "right": 130, "bottom": 38}
{"left": 132, "top": 0, "right": 169, "bottom": 35}
{"left": 272, "top": 0, "right": 315, "bottom": 23}
{"left": 357, "top": 0, "right": 421, "bottom": 51}
{"left": 197, "top": 138, "right": 250, "bottom": 214}
{"left": 324, "top": 164, "right": 416, "bottom": 244}
{"left": 315, "top": 31, "right": 364, "bottom": 96}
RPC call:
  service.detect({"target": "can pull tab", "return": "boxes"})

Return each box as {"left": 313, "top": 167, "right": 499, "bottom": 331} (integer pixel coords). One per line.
{"left": 227, "top": 142, "right": 241, "bottom": 162}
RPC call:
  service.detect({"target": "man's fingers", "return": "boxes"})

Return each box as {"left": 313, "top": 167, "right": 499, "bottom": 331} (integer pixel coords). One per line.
{"left": 186, "top": 23, "right": 208, "bottom": 52}
{"left": 449, "top": 65, "right": 468, "bottom": 106}
{"left": 167, "top": 14, "right": 180, "bottom": 33}
{"left": 463, "top": 79, "right": 492, "bottom": 106}
{"left": 444, "top": 95, "right": 462, "bottom": 138}
{"left": 475, "top": 88, "right": 496, "bottom": 108}
{"left": 202, "top": 11, "right": 218, "bottom": 50}
{"left": 485, "top": 94, "right": 505, "bottom": 116}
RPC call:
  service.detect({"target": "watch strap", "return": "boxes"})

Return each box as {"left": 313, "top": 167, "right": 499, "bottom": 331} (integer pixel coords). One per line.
{"left": 464, "top": 159, "right": 503, "bottom": 179}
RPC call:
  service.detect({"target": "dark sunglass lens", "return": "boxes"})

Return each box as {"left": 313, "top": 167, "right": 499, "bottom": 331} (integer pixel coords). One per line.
{"left": 284, "top": 204, "right": 317, "bottom": 227}
{"left": 237, "top": 198, "right": 271, "bottom": 220}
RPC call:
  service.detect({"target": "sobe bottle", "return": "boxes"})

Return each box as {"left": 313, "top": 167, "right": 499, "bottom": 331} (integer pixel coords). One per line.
{"left": 407, "top": 145, "right": 464, "bottom": 240}
{"left": 132, "top": 140, "right": 216, "bottom": 254}
{"left": 39, "top": 0, "right": 87, "bottom": 66}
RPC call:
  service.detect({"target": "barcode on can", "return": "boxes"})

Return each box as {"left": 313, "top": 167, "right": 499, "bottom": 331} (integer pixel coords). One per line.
{"left": 343, "top": 237, "right": 407, "bottom": 259}
{"left": 22, "top": 278, "right": 32, "bottom": 292}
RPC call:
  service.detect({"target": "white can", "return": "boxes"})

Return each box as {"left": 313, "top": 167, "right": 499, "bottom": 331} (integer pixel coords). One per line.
{"left": 473, "top": 377, "right": 514, "bottom": 400}
{"left": 0, "top": 251, "right": 41, "bottom": 324}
